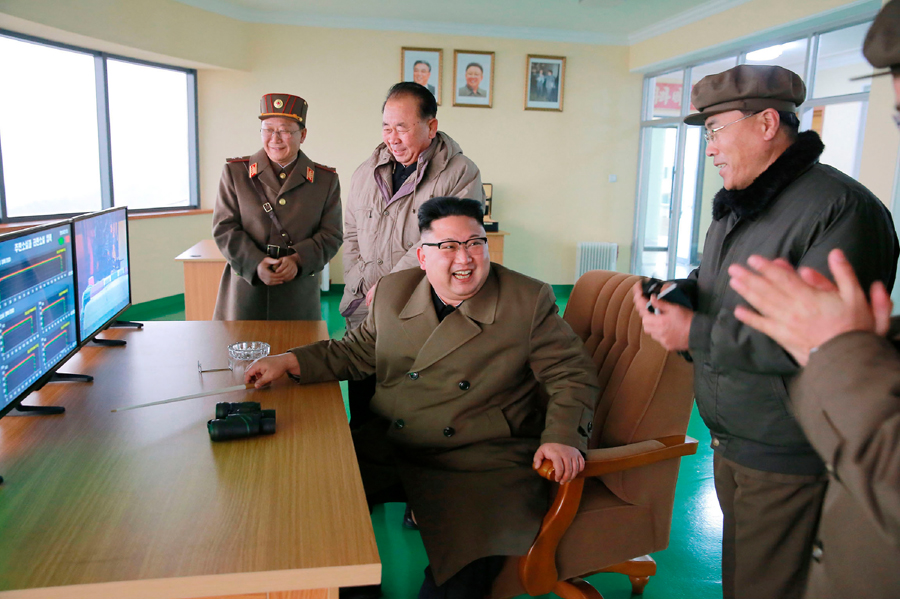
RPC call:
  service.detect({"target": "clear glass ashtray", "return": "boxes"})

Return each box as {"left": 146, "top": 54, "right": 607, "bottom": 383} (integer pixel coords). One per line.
{"left": 228, "top": 341, "right": 270, "bottom": 361}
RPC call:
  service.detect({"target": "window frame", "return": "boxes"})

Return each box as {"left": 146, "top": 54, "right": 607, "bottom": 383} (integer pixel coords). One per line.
{"left": 0, "top": 29, "right": 200, "bottom": 223}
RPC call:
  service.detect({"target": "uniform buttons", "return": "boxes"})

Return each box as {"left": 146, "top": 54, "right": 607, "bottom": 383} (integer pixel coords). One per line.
{"left": 408, "top": 372, "right": 419, "bottom": 380}
{"left": 587, "top": 422, "right": 593, "bottom": 433}
{"left": 407, "top": 242, "right": 413, "bottom": 249}
{"left": 811, "top": 540, "right": 824, "bottom": 562}
{"left": 458, "top": 380, "right": 470, "bottom": 391}
{"left": 443, "top": 427, "right": 455, "bottom": 437}
{"left": 394, "top": 419, "right": 405, "bottom": 429}
{"left": 382, "top": 210, "right": 389, "bottom": 216}
{"left": 281, "top": 233, "right": 287, "bottom": 237}
{"left": 712, "top": 437, "right": 720, "bottom": 447}
{"left": 825, "top": 463, "right": 835, "bottom": 475}
{"left": 278, "top": 198, "right": 286, "bottom": 205}
{"left": 279, "top": 173, "right": 286, "bottom": 180}
{"left": 377, "top": 259, "right": 383, "bottom": 265}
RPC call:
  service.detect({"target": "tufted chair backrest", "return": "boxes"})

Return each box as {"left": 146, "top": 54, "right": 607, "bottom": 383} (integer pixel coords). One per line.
{"left": 563, "top": 270, "right": 695, "bottom": 504}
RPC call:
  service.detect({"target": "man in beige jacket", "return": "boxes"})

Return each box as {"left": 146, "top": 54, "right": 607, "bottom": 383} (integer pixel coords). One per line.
{"left": 247, "top": 197, "right": 598, "bottom": 599}
{"left": 726, "top": 3, "right": 900, "bottom": 597}
{"left": 341, "top": 82, "right": 483, "bottom": 436}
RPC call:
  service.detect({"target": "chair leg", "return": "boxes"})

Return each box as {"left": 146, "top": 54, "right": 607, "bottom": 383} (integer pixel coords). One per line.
{"left": 596, "top": 555, "right": 656, "bottom": 595}
{"left": 552, "top": 578, "right": 604, "bottom": 599}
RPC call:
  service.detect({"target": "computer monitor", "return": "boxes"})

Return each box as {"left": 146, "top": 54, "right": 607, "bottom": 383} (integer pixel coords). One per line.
{"left": 72, "top": 207, "right": 131, "bottom": 344}
{"left": 0, "top": 222, "right": 79, "bottom": 418}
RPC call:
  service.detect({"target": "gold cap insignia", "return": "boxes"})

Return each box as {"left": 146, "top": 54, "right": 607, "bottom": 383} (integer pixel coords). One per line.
{"left": 273, "top": 98, "right": 284, "bottom": 109}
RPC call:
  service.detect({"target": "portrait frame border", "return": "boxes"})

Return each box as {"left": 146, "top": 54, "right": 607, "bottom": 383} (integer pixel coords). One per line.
{"left": 453, "top": 49, "right": 495, "bottom": 109}
{"left": 525, "top": 54, "right": 566, "bottom": 112}
{"left": 401, "top": 46, "right": 443, "bottom": 106}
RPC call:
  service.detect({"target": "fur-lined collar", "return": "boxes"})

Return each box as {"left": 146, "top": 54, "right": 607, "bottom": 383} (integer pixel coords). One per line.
{"left": 712, "top": 131, "right": 824, "bottom": 221}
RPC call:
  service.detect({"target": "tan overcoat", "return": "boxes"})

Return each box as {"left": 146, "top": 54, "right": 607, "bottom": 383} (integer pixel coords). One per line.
{"left": 213, "top": 148, "right": 342, "bottom": 320}
{"left": 791, "top": 327, "right": 900, "bottom": 598}
{"left": 291, "top": 264, "right": 599, "bottom": 584}
{"left": 340, "top": 132, "right": 482, "bottom": 328}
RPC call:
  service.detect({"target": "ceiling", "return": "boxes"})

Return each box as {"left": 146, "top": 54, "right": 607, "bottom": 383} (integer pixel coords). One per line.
{"left": 172, "top": 0, "right": 755, "bottom": 45}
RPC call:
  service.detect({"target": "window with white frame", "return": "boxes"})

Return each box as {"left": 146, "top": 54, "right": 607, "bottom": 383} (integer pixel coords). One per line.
{"left": 632, "top": 19, "right": 875, "bottom": 280}
{"left": 0, "top": 31, "right": 198, "bottom": 221}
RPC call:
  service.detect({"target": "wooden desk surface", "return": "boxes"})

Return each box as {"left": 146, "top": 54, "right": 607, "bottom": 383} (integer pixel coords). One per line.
{"left": 0, "top": 322, "right": 380, "bottom": 599}
{"left": 175, "top": 239, "right": 224, "bottom": 263}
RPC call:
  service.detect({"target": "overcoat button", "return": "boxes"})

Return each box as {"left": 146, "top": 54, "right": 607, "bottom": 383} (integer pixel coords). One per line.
{"left": 587, "top": 421, "right": 593, "bottom": 433}
{"left": 377, "top": 259, "right": 383, "bottom": 265}
{"left": 712, "top": 437, "right": 720, "bottom": 447}
{"left": 394, "top": 419, "right": 405, "bottom": 429}
{"left": 383, "top": 209, "right": 389, "bottom": 216}
{"left": 811, "top": 540, "right": 824, "bottom": 562}
{"left": 408, "top": 372, "right": 419, "bottom": 380}
{"left": 443, "top": 427, "right": 455, "bottom": 437}
{"left": 278, "top": 198, "right": 286, "bottom": 205}
{"left": 458, "top": 380, "right": 470, "bottom": 391}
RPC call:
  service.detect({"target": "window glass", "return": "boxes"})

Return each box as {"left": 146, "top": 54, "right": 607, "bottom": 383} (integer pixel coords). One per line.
{"left": 648, "top": 70, "right": 684, "bottom": 120}
{"left": 814, "top": 22, "right": 873, "bottom": 97}
{"left": 639, "top": 126, "right": 678, "bottom": 278}
{"left": 675, "top": 127, "right": 703, "bottom": 278}
{"left": 107, "top": 59, "right": 191, "bottom": 209}
{"left": 801, "top": 101, "right": 867, "bottom": 178}
{"left": 744, "top": 38, "right": 808, "bottom": 75}
{"left": 0, "top": 36, "right": 102, "bottom": 217}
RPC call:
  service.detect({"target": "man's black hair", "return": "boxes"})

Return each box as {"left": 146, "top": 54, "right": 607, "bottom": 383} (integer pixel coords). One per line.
{"left": 413, "top": 60, "right": 431, "bottom": 71}
{"left": 383, "top": 82, "right": 438, "bottom": 120}
{"left": 418, "top": 197, "right": 484, "bottom": 233}
{"left": 464, "top": 62, "right": 484, "bottom": 74}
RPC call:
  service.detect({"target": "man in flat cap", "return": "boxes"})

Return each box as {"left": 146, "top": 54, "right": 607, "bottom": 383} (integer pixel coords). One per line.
{"left": 725, "top": 4, "right": 900, "bottom": 597}
{"left": 213, "top": 93, "right": 342, "bottom": 320}
{"left": 633, "top": 64, "right": 898, "bottom": 599}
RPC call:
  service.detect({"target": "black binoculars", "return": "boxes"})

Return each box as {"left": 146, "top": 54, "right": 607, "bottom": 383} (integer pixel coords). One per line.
{"left": 208, "top": 401, "right": 276, "bottom": 442}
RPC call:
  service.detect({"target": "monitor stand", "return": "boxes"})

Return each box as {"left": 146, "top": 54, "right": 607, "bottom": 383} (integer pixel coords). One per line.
{"left": 91, "top": 320, "right": 143, "bottom": 346}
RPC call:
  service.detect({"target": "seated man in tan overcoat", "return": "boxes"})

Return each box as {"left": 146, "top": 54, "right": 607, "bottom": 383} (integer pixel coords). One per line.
{"left": 246, "top": 196, "right": 599, "bottom": 598}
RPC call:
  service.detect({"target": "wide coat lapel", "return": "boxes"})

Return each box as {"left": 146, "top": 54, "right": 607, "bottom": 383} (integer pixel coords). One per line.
{"left": 403, "top": 268, "right": 499, "bottom": 373}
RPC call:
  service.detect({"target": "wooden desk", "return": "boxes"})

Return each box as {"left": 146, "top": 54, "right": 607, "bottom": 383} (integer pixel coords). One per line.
{"left": 0, "top": 321, "right": 380, "bottom": 599}
{"left": 175, "top": 240, "right": 227, "bottom": 322}
{"left": 176, "top": 233, "right": 510, "bottom": 322}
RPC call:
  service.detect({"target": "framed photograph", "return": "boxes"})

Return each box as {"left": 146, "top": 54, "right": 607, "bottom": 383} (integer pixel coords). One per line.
{"left": 525, "top": 55, "right": 566, "bottom": 111}
{"left": 402, "top": 47, "right": 442, "bottom": 105}
{"left": 482, "top": 183, "right": 493, "bottom": 218}
{"left": 453, "top": 50, "right": 494, "bottom": 108}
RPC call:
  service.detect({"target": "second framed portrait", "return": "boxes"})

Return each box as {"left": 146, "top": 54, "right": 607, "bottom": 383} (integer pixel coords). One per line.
{"left": 454, "top": 50, "right": 494, "bottom": 108}
{"left": 402, "top": 47, "right": 442, "bottom": 104}
{"left": 525, "top": 55, "right": 566, "bottom": 111}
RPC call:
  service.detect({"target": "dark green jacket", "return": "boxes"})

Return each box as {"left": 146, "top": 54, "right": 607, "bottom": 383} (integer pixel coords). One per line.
{"left": 687, "top": 131, "right": 899, "bottom": 474}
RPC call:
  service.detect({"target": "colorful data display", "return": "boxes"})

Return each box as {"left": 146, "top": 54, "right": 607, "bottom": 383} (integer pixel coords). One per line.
{"left": 0, "top": 225, "right": 77, "bottom": 412}
{"left": 73, "top": 208, "right": 130, "bottom": 343}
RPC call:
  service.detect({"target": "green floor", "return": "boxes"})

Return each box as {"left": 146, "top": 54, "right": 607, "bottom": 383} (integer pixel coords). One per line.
{"left": 124, "top": 288, "right": 721, "bottom": 599}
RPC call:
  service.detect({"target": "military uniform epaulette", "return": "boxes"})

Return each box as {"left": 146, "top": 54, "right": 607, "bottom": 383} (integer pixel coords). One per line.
{"left": 314, "top": 162, "right": 337, "bottom": 173}
{"left": 226, "top": 156, "right": 250, "bottom": 163}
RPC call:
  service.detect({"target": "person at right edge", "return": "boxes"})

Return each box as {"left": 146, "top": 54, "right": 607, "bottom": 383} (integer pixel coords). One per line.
{"left": 725, "top": 3, "right": 900, "bottom": 597}
{"left": 632, "top": 64, "right": 899, "bottom": 599}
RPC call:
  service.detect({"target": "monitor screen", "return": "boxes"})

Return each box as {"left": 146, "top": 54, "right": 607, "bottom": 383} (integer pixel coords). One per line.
{"left": 73, "top": 207, "right": 131, "bottom": 343}
{"left": 0, "top": 223, "right": 78, "bottom": 417}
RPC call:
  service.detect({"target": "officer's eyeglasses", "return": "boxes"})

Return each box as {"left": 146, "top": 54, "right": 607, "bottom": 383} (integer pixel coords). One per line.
{"left": 421, "top": 238, "right": 488, "bottom": 253}
{"left": 704, "top": 112, "right": 759, "bottom": 144}
{"left": 261, "top": 128, "right": 300, "bottom": 139}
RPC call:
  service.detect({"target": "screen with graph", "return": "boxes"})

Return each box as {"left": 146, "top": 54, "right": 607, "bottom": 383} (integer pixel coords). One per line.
{"left": 0, "top": 223, "right": 78, "bottom": 416}
{"left": 73, "top": 207, "right": 131, "bottom": 343}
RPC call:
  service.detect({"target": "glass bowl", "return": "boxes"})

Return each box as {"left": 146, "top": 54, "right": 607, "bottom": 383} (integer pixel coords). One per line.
{"left": 227, "top": 341, "right": 270, "bottom": 362}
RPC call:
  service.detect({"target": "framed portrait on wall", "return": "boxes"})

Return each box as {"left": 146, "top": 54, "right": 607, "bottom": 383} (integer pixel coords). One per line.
{"left": 525, "top": 55, "right": 566, "bottom": 111}
{"left": 401, "top": 47, "right": 442, "bottom": 105}
{"left": 453, "top": 50, "right": 494, "bottom": 108}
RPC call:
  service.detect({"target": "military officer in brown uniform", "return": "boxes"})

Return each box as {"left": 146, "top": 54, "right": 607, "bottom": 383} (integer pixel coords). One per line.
{"left": 246, "top": 197, "right": 599, "bottom": 598}
{"left": 727, "top": 4, "right": 900, "bottom": 597}
{"left": 213, "top": 93, "right": 342, "bottom": 320}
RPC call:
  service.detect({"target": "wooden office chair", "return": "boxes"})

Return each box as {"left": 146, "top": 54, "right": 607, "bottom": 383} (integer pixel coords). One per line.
{"left": 489, "top": 270, "right": 698, "bottom": 599}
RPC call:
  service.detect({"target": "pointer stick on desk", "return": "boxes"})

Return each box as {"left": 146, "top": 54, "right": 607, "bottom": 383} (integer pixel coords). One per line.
{"left": 111, "top": 383, "right": 255, "bottom": 413}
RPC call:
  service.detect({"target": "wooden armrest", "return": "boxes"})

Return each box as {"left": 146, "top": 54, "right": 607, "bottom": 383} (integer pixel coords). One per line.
{"left": 534, "top": 435, "right": 698, "bottom": 481}
{"left": 519, "top": 435, "right": 698, "bottom": 595}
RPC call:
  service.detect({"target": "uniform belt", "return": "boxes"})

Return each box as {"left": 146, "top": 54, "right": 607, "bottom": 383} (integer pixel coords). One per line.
{"left": 266, "top": 245, "right": 296, "bottom": 258}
